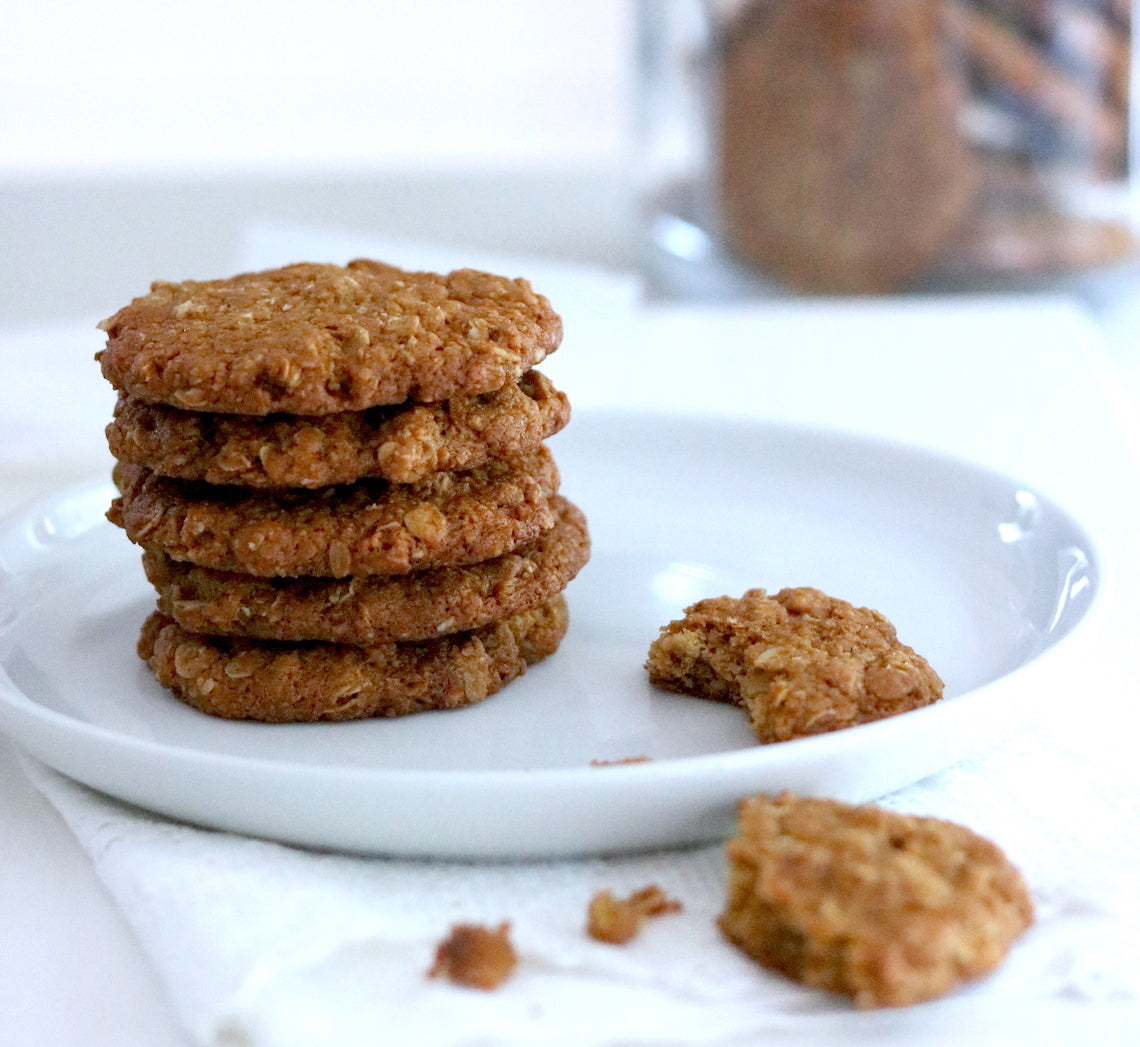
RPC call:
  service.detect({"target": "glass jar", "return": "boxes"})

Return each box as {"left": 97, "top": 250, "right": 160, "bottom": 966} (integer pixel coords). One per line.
{"left": 638, "top": 0, "right": 1138, "bottom": 299}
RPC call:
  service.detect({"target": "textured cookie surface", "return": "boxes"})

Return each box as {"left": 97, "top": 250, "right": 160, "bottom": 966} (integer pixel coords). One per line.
{"left": 138, "top": 596, "right": 569, "bottom": 722}
{"left": 109, "top": 448, "right": 559, "bottom": 578}
{"left": 719, "top": 792, "right": 1033, "bottom": 1008}
{"left": 97, "top": 260, "right": 562, "bottom": 415}
{"left": 142, "top": 496, "right": 589, "bottom": 643}
{"left": 645, "top": 587, "right": 942, "bottom": 743}
{"left": 106, "top": 370, "right": 570, "bottom": 488}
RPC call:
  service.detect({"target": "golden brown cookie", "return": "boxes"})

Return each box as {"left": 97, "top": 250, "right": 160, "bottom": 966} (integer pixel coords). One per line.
{"left": 105, "top": 370, "right": 571, "bottom": 488}
{"left": 645, "top": 587, "right": 942, "bottom": 743}
{"left": 719, "top": 792, "right": 1034, "bottom": 1008}
{"left": 137, "top": 595, "right": 569, "bottom": 722}
{"left": 718, "top": 0, "right": 975, "bottom": 293}
{"left": 109, "top": 447, "right": 560, "bottom": 578}
{"left": 141, "top": 496, "right": 589, "bottom": 643}
{"left": 97, "top": 260, "right": 562, "bottom": 415}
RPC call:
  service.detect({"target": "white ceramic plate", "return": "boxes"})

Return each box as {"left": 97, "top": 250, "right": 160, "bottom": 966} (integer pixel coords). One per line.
{"left": 0, "top": 413, "right": 1101, "bottom": 858}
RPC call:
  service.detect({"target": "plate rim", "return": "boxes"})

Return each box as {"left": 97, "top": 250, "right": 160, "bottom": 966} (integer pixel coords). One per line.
{"left": 0, "top": 413, "right": 1110, "bottom": 856}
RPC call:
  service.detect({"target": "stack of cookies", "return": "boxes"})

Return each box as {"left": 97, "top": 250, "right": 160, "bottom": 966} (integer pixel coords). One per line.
{"left": 96, "top": 260, "right": 589, "bottom": 722}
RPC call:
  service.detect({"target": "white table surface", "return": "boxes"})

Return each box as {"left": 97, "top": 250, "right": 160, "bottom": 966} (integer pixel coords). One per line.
{"left": 4, "top": 182, "right": 1140, "bottom": 1046}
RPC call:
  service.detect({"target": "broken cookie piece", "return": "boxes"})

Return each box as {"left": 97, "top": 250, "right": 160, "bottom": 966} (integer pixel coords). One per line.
{"left": 718, "top": 791, "right": 1033, "bottom": 1008}
{"left": 646, "top": 587, "right": 942, "bottom": 743}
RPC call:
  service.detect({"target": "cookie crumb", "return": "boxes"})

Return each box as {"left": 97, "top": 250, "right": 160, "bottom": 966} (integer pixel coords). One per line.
{"left": 589, "top": 755, "right": 651, "bottom": 767}
{"left": 718, "top": 792, "right": 1033, "bottom": 1008}
{"left": 427, "top": 922, "right": 517, "bottom": 990}
{"left": 586, "top": 885, "right": 683, "bottom": 945}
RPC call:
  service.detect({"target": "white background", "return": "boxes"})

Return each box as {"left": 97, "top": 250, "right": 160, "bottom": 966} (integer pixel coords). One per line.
{"left": 1, "top": 0, "right": 635, "bottom": 176}
{"left": 0, "top": 1, "right": 639, "bottom": 327}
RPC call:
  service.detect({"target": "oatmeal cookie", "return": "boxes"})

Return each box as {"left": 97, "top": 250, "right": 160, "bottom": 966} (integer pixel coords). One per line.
{"left": 137, "top": 595, "right": 569, "bottom": 722}
{"left": 141, "top": 496, "right": 589, "bottom": 643}
{"left": 105, "top": 370, "right": 570, "bottom": 488}
{"left": 719, "top": 0, "right": 975, "bottom": 293}
{"left": 96, "top": 260, "right": 562, "bottom": 415}
{"left": 645, "top": 587, "right": 942, "bottom": 743}
{"left": 718, "top": 792, "right": 1034, "bottom": 1008}
{"left": 109, "top": 447, "right": 560, "bottom": 578}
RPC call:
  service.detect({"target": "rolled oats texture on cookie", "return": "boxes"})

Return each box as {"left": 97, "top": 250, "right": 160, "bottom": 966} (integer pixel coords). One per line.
{"left": 137, "top": 596, "right": 569, "bottom": 722}
{"left": 97, "top": 260, "right": 562, "bottom": 415}
{"left": 719, "top": 791, "right": 1034, "bottom": 1008}
{"left": 646, "top": 587, "right": 943, "bottom": 743}
{"left": 105, "top": 369, "right": 571, "bottom": 488}
{"left": 140, "top": 496, "right": 589, "bottom": 644}
{"left": 108, "top": 447, "right": 561, "bottom": 578}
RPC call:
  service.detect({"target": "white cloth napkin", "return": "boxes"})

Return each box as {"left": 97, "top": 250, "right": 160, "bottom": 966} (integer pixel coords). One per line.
{"left": 22, "top": 726, "right": 1140, "bottom": 1047}
{"left": 12, "top": 229, "right": 1140, "bottom": 1045}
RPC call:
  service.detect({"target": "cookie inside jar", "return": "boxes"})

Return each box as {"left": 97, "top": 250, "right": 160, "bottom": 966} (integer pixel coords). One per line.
{"left": 639, "top": 0, "right": 1137, "bottom": 297}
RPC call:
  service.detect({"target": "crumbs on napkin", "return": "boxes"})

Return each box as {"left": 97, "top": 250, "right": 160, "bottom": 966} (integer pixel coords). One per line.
{"left": 586, "top": 884, "right": 683, "bottom": 945}
{"left": 427, "top": 921, "right": 518, "bottom": 991}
